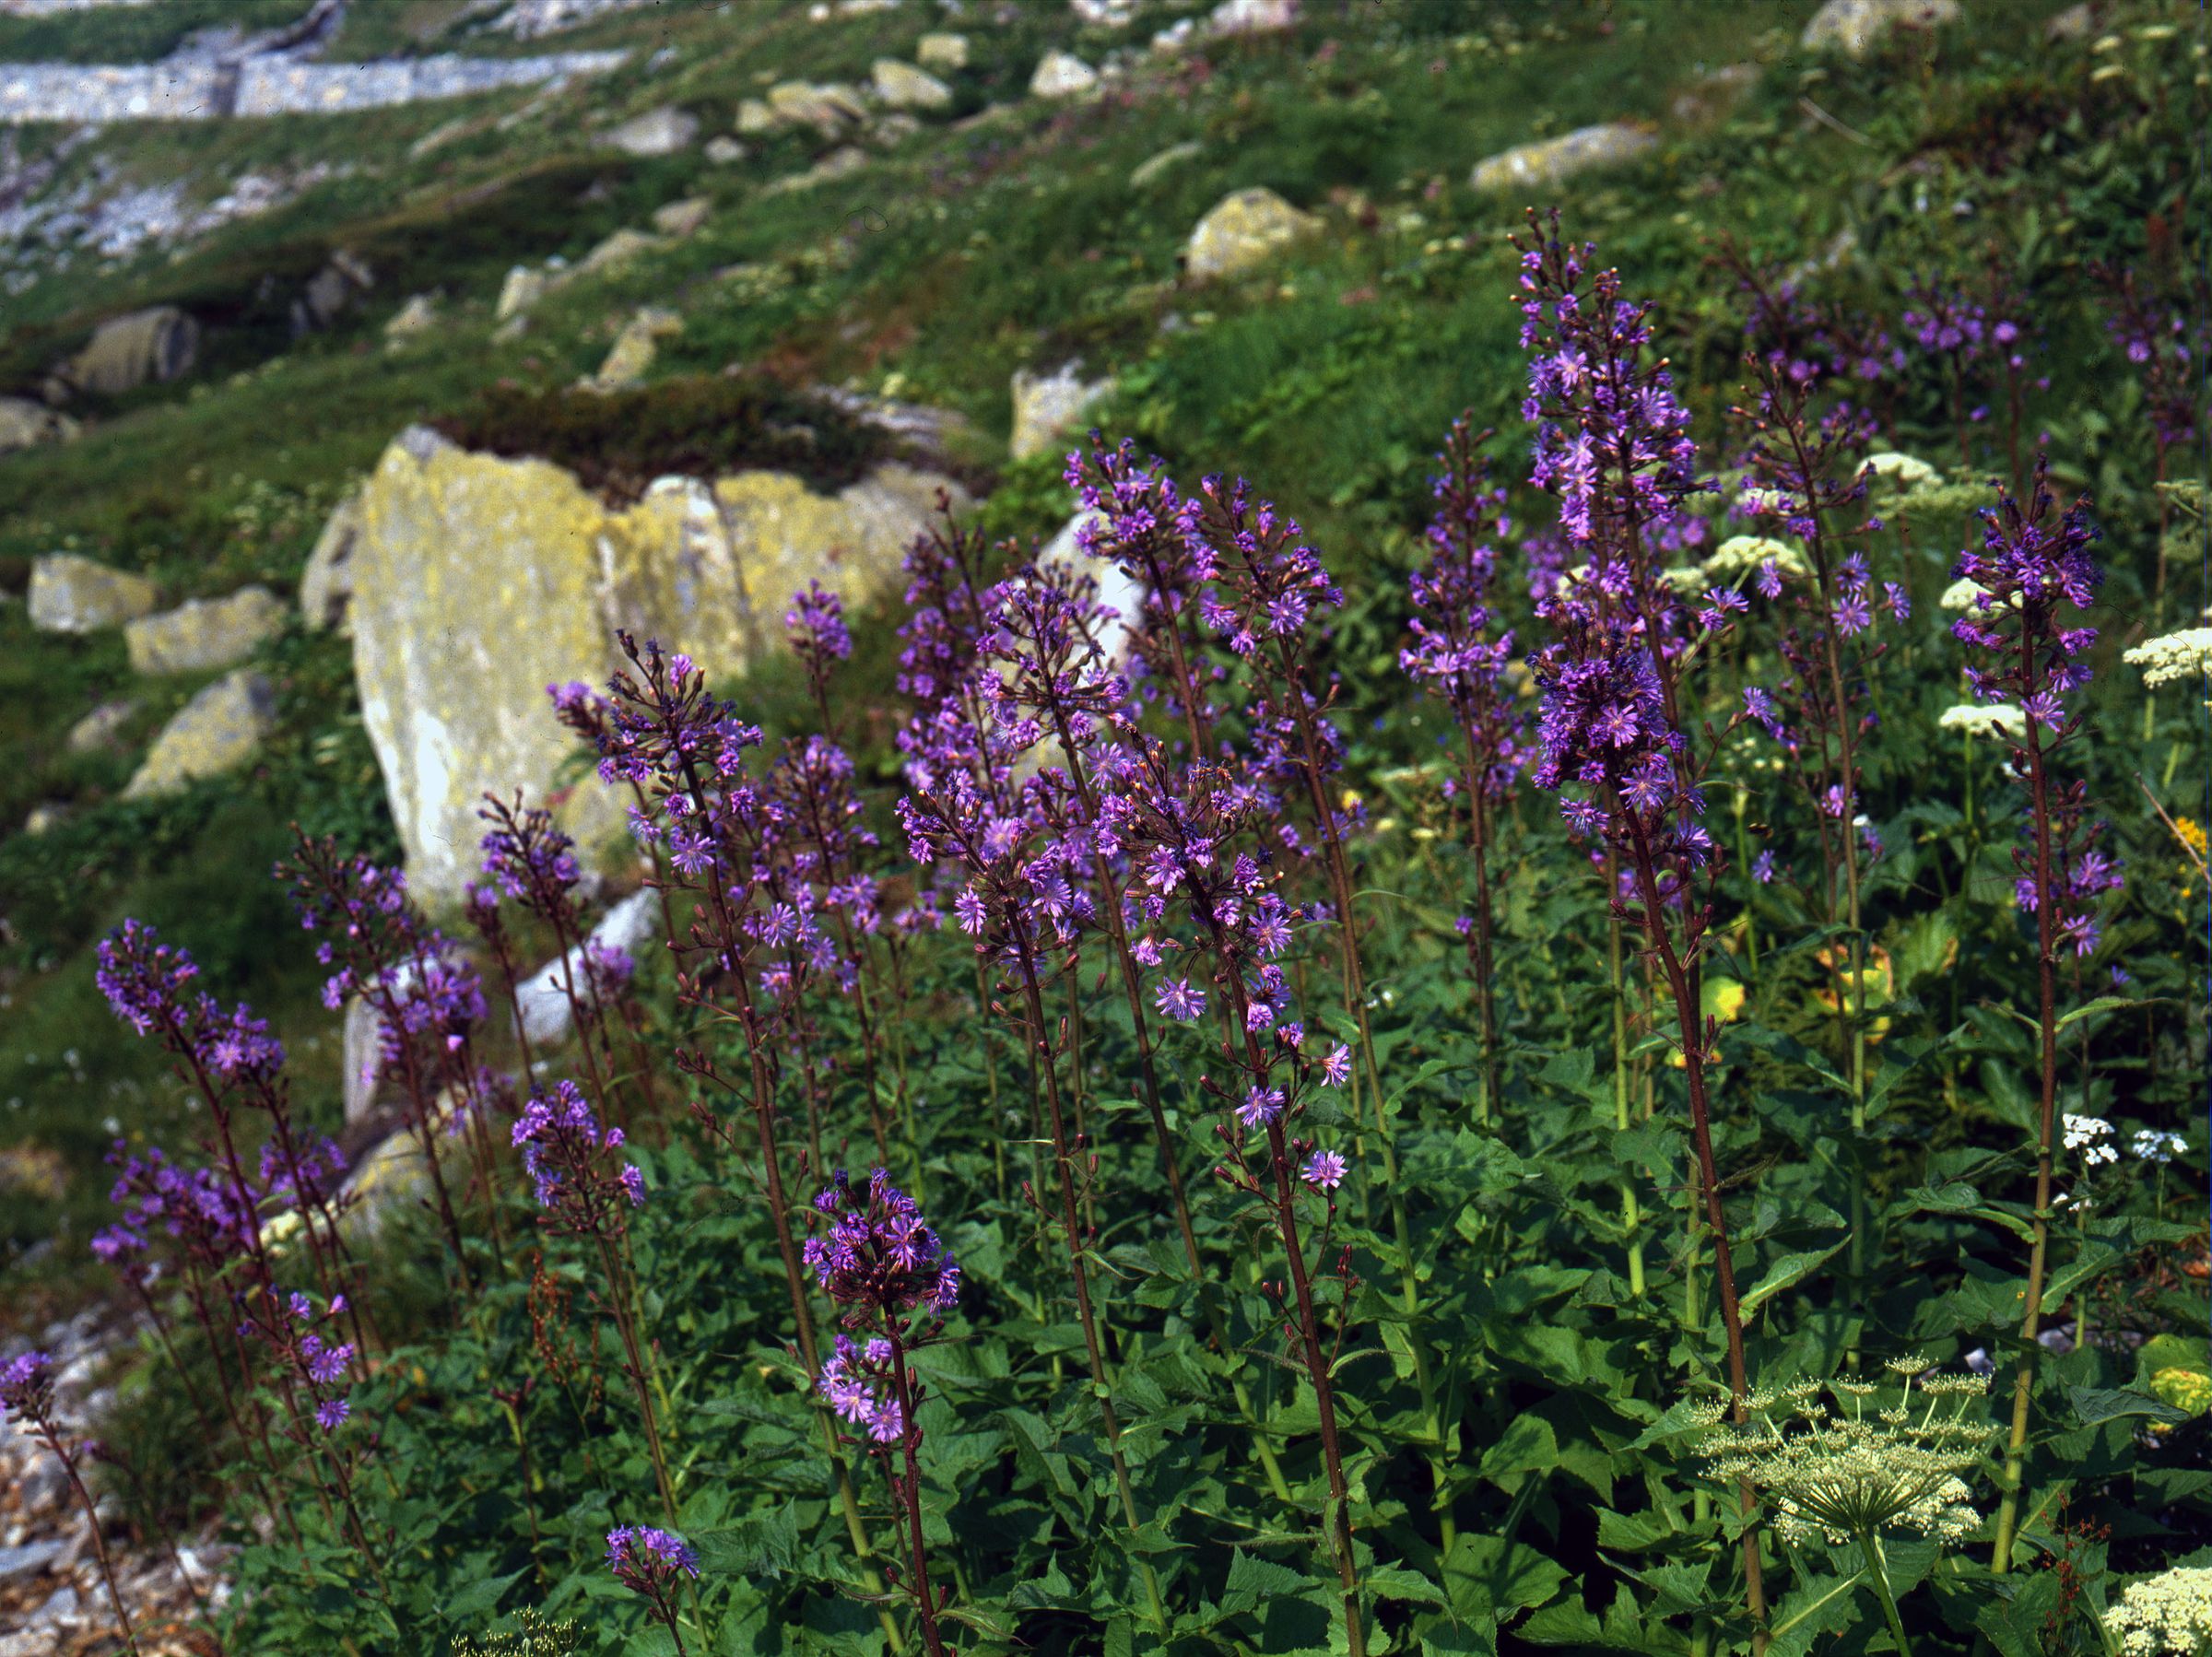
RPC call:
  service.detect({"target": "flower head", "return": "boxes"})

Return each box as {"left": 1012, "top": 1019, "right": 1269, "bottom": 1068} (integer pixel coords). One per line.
{"left": 803, "top": 1169, "right": 960, "bottom": 1317}
{"left": 2124, "top": 628, "right": 2212, "bottom": 689}
{"left": 606, "top": 1524, "right": 700, "bottom": 1597}
{"left": 2102, "top": 1566, "right": 2212, "bottom": 1657}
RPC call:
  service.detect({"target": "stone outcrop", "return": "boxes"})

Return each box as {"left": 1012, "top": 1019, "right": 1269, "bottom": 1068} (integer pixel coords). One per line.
{"left": 602, "top": 105, "right": 698, "bottom": 156}
{"left": 28, "top": 553, "right": 159, "bottom": 632}
{"left": 575, "top": 226, "right": 664, "bottom": 276}
{"left": 65, "top": 306, "right": 198, "bottom": 394}
{"left": 123, "top": 670, "right": 276, "bottom": 798}
{"left": 873, "top": 58, "right": 953, "bottom": 111}
{"left": 1798, "top": 0, "right": 1960, "bottom": 56}
{"left": 513, "top": 888, "right": 658, "bottom": 1046}
{"left": 0, "top": 396, "right": 77, "bottom": 454}
{"left": 347, "top": 425, "right": 965, "bottom": 906}
{"left": 1010, "top": 361, "right": 1115, "bottom": 461}
{"left": 764, "top": 79, "right": 866, "bottom": 134}
{"left": 1183, "top": 187, "right": 1320, "bottom": 281}
{"left": 916, "top": 32, "right": 969, "bottom": 70}
{"left": 124, "top": 585, "right": 287, "bottom": 675}
{"left": 1030, "top": 52, "right": 1100, "bottom": 99}
{"left": 1469, "top": 123, "right": 1657, "bottom": 194}
{"left": 300, "top": 488, "right": 362, "bottom": 629}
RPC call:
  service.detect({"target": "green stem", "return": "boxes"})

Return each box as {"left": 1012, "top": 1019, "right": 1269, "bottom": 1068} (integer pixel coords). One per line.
{"left": 1859, "top": 1533, "right": 1912, "bottom": 1657}
{"left": 1606, "top": 901, "right": 1648, "bottom": 1299}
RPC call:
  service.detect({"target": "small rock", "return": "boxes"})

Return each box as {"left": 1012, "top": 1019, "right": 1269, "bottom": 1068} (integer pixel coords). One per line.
{"left": 1799, "top": 0, "right": 1960, "bottom": 56}
{"left": 1469, "top": 123, "right": 1658, "bottom": 194}
{"left": 915, "top": 31, "right": 969, "bottom": 69}
{"left": 1130, "top": 139, "right": 1202, "bottom": 188}
{"left": 512, "top": 888, "right": 659, "bottom": 1046}
{"left": 27, "top": 1584, "right": 80, "bottom": 1626}
{"left": 1010, "top": 361, "right": 1115, "bottom": 461}
{"left": 301, "top": 488, "right": 363, "bottom": 630}
{"left": 123, "top": 670, "right": 278, "bottom": 799}
{"left": 383, "top": 294, "right": 440, "bottom": 341}
{"left": 766, "top": 79, "right": 867, "bottom": 133}
{"left": 1030, "top": 50, "right": 1100, "bottom": 99}
{"left": 735, "top": 97, "right": 777, "bottom": 134}
{"left": 1183, "top": 186, "right": 1320, "bottom": 281}
{"left": 602, "top": 105, "right": 699, "bottom": 156}
{"left": 65, "top": 699, "right": 138, "bottom": 754}
{"left": 495, "top": 262, "right": 559, "bottom": 323}
{"left": 65, "top": 306, "right": 199, "bottom": 396}
{"left": 1206, "top": 0, "right": 1297, "bottom": 35}
{"left": 0, "top": 1539, "right": 65, "bottom": 1585}
{"left": 764, "top": 147, "right": 871, "bottom": 194}
{"left": 576, "top": 227, "right": 666, "bottom": 276}
{"left": 586, "top": 307, "right": 683, "bottom": 392}
{"left": 649, "top": 196, "right": 712, "bottom": 237}
{"left": 124, "top": 585, "right": 288, "bottom": 675}
{"left": 0, "top": 396, "right": 78, "bottom": 455}
{"left": 22, "top": 802, "right": 69, "bottom": 835}
{"left": 292, "top": 251, "right": 375, "bottom": 336}
{"left": 28, "top": 554, "right": 159, "bottom": 633}
{"left": 1071, "top": 0, "right": 1136, "bottom": 24}
{"left": 873, "top": 57, "right": 953, "bottom": 110}
{"left": 871, "top": 112, "right": 924, "bottom": 147}
{"left": 704, "top": 135, "right": 747, "bottom": 164}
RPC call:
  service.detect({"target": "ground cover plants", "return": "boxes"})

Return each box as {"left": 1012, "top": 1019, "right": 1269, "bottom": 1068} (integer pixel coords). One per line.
{"left": 16, "top": 182, "right": 2206, "bottom": 1651}
{"left": 0, "top": 3, "right": 2206, "bottom": 1654}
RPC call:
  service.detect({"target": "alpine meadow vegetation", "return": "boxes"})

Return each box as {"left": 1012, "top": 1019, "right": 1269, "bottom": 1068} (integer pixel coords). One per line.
{"left": 0, "top": 4, "right": 2206, "bottom": 1657}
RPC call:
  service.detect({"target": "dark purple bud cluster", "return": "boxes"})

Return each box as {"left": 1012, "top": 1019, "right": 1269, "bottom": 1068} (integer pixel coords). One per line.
{"left": 804, "top": 1168, "right": 960, "bottom": 1317}
{"left": 512, "top": 1078, "right": 646, "bottom": 1225}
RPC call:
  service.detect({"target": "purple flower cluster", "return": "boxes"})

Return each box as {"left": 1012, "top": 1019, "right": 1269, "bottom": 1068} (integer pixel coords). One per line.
{"left": 1530, "top": 617, "right": 1705, "bottom": 852}
{"left": 787, "top": 580, "right": 853, "bottom": 673}
{"left": 96, "top": 921, "right": 286, "bottom": 1085}
{"left": 512, "top": 1079, "right": 646, "bottom": 1222}
{"left": 242, "top": 1290, "right": 358, "bottom": 1431}
{"left": 804, "top": 1169, "right": 959, "bottom": 1316}
{"left": 818, "top": 1334, "right": 904, "bottom": 1442}
{"left": 607, "top": 1522, "right": 699, "bottom": 1588}
{"left": 0, "top": 1350, "right": 54, "bottom": 1423}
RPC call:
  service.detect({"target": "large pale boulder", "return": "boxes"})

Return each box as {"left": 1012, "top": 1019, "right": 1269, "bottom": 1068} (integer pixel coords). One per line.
{"left": 67, "top": 307, "right": 199, "bottom": 395}
{"left": 28, "top": 554, "right": 159, "bottom": 633}
{"left": 873, "top": 58, "right": 953, "bottom": 110}
{"left": 124, "top": 586, "right": 288, "bottom": 675}
{"left": 1040, "top": 511, "right": 1145, "bottom": 669}
{"left": 1030, "top": 51, "right": 1100, "bottom": 99}
{"left": 349, "top": 426, "right": 965, "bottom": 907}
{"left": 301, "top": 488, "right": 364, "bottom": 629}
{"left": 0, "top": 396, "right": 77, "bottom": 455}
{"left": 1010, "top": 361, "right": 1116, "bottom": 461}
{"left": 1469, "top": 123, "right": 1658, "bottom": 194}
{"left": 123, "top": 670, "right": 276, "bottom": 798}
{"left": 1184, "top": 187, "right": 1320, "bottom": 281}
{"left": 1799, "top": 0, "right": 1959, "bottom": 55}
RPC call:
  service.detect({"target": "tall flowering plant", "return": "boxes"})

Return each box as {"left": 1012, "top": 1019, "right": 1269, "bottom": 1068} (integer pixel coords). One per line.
{"left": 1401, "top": 413, "right": 1527, "bottom": 1121}
{"left": 806, "top": 1169, "right": 962, "bottom": 1656}
{"left": 1514, "top": 209, "right": 1769, "bottom": 1642}
{"left": 3, "top": 1351, "right": 141, "bottom": 1654}
{"left": 1947, "top": 464, "right": 2120, "bottom": 1569}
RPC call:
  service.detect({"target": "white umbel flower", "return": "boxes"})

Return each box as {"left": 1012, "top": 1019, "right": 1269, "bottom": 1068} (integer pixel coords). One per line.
{"left": 2064, "top": 1113, "right": 2118, "bottom": 1166}
{"left": 2133, "top": 1128, "right": 2187, "bottom": 1164}
{"left": 2124, "top": 628, "right": 2212, "bottom": 688}
{"left": 1941, "top": 575, "right": 1994, "bottom": 612}
{"left": 1863, "top": 452, "right": 1942, "bottom": 488}
{"left": 2103, "top": 1565, "right": 2212, "bottom": 1656}
{"left": 1939, "top": 702, "right": 2026, "bottom": 740}
{"left": 1704, "top": 535, "right": 1810, "bottom": 582}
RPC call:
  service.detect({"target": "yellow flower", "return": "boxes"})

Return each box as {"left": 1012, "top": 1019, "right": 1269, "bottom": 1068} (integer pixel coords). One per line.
{"left": 1813, "top": 945, "right": 1893, "bottom": 1042}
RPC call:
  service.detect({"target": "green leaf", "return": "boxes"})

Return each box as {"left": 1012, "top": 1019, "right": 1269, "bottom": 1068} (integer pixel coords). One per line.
{"left": 441, "top": 1566, "right": 527, "bottom": 1622}
{"left": 1739, "top": 1239, "right": 1847, "bottom": 1322}
{"left": 1443, "top": 1533, "right": 1568, "bottom": 1618}
{"left": 2068, "top": 1385, "right": 2188, "bottom": 1428}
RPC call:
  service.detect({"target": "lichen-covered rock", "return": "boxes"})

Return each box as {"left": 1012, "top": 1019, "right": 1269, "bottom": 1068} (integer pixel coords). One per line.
{"left": 735, "top": 98, "right": 777, "bottom": 134}
{"left": 66, "top": 306, "right": 199, "bottom": 395}
{"left": 28, "top": 553, "right": 159, "bottom": 633}
{"left": 65, "top": 699, "right": 137, "bottom": 754}
{"left": 1030, "top": 51, "right": 1100, "bottom": 99}
{"left": 575, "top": 227, "right": 665, "bottom": 277}
{"left": 873, "top": 58, "right": 953, "bottom": 110}
{"left": 124, "top": 585, "right": 287, "bottom": 675}
{"left": 1799, "top": 0, "right": 1959, "bottom": 56}
{"left": 916, "top": 31, "right": 969, "bottom": 70}
{"left": 1010, "top": 361, "right": 1116, "bottom": 461}
{"left": 586, "top": 307, "right": 683, "bottom": 392}
{"left": 704, "top": 135, "right": 747, "bottom": 164}
{"left": 602, "top": 105, "right": 699, "bottom": 155}
{"left": 1469, "top": 123, "right": 1658, "bottom": 194}
{"left": 348, "top": 426, "right": 964, "bottom": 906}
{"left": 123, "top": 670, "right": 276, "bottom": 799}
{"left": 0, "top": 396, "right": 77, "bottom": 454}
{"left": 383, "top": 294, "right": 440, "bottom": 342}
{"left": 496, "top": 262, "right": 560, "bottom": 323}
{"left": 1183, "top": 187, "right": 1320, "bottom": 281}
{"left": 766, "top": 79, "right": 866, "bottom": 132}
{"left": 650, "top": 196, "right": 712, "bottom": 237}
{"left": 764, "top": 147, "right": 870, "bottom": 194}
{"left": 301, "top": 488, "right": 363, "bottom": 629}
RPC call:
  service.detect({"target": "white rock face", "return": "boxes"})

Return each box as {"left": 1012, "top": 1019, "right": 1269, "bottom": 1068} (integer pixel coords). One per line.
{"left": 0, "top": 395, "right": 77, "bottom": 453}
{"left": 1039, "top": 511, "right": 1146, "bottom": 670}
{"left": 1206, "top": 0, "right": 1297, "bottom": 36}
{"left": 1030, "top": 51, "right": 1100, "bottom": 99}
{"left": 602, "top": 106, "right": 699, "bottom": 156}
{"left": 1010, "top": 361, "right": 1116, "bottom": 461}
{"left": 1799, "top": 0, "right": 1960, "bottom": 56}
{"left": 301, "top": 488, "right": 363, "bottom": 629}
{"left": 1183, "top": 186, "right": 1321, "bottom": 281}
{"left": 512, "top": 888, "right": 660, "bottom": 1046}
